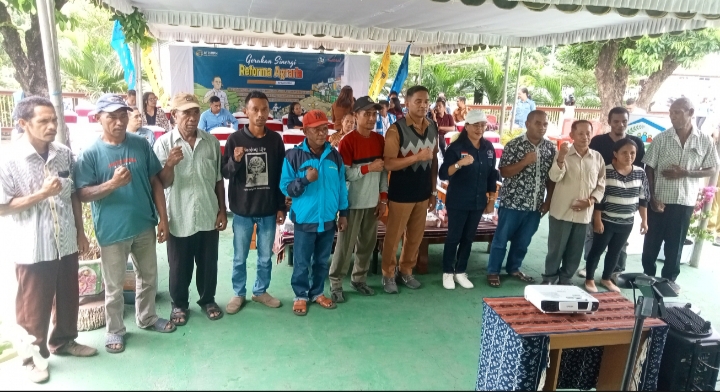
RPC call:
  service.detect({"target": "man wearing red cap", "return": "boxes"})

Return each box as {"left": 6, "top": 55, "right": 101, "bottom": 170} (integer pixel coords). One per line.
{"left": 280, "top": 109, "right": 349, "bottom": 316}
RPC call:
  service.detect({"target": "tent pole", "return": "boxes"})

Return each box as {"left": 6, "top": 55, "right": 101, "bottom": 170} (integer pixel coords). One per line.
{"left": 36, "top": 0, "right": 67, "bottom": 146}
{"left": 498, "top": 46, "right": 511, "bottom": 135}
{"left": 419, "top": 55, "right": 424, "bottom": 85}
{"left": 133, "top": 43, "right": 144, "bottom": 115}
{"left": 689, "top": 170, "right": 720, "bottom": 268}
{"left": 508, "top": 47, "right": 524, "bottom": 130}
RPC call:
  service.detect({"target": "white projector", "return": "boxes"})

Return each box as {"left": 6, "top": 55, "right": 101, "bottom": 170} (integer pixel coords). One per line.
{"left": 524, "top": 285, "right": 600, "bottom": 314}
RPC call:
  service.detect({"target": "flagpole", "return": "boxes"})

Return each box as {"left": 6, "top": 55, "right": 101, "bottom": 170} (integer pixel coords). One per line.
{"left": 499, "top": 46, "right": 511, "bottom": 135}
{"left": 419, "top": 55, "right": 424, "bottom": 85}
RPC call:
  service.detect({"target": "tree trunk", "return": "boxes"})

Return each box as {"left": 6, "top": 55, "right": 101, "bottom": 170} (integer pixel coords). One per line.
{"left": 594, "top": 41, "right": 629, "bottom": 130}
{"left": 636, "top": 55, "right": 680, "bottom": 112}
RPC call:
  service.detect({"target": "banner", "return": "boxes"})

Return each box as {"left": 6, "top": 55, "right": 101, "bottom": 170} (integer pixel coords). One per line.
{"left": 110, "top": 20, "right": 135, "bottom": 90}
{"left": 390, "top": 45, "right": 410, "bottom": 95}
{"left": 369, "top": 44, "right": 391, "bottom": 99}
{"left": 627, "top": 113, "right": 671, "bottom": 145}
{"left": 193, "top": 47, "right": 345, "bottom": 116}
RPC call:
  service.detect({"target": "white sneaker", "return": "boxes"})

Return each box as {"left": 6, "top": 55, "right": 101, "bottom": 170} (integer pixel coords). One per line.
{"left": 577, "top": 268, "right": 587, "bottom": 278}
{"left": 454, "top": 273, "right": 474, "bottom": 289}
{"left": 442, "top": 273, "right": 455, "bottom": 289}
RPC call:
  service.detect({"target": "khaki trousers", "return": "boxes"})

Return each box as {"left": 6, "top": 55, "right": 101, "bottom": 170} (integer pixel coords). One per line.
{"left": 381, "top": 200, "right": 428, "bottom": 277}
{"left": 329, "top": 208, "right": 378, "bottom": 290}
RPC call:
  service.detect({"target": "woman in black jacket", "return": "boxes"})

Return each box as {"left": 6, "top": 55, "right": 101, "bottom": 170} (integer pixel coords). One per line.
{"left": 438, "top": 110, "right": 498, "bottom": 290}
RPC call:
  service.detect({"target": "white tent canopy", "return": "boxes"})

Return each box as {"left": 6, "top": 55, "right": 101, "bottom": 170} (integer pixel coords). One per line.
{"left": 101, "top": 0, "right": 720, "bottom": 54}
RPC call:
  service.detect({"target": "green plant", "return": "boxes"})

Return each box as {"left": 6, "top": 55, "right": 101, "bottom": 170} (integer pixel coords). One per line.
{"left": 473, "top": 56, "right": 510, "bottom": 104}
{"left": 688, "top": 187, "right": 719, "bottom": 242}
{"left": 111, "top": 7, "right": 154, "bottom": 49}
{"left": 527, "top": 74, "right": 563, "bottom": 106}
{"left": 500, "top": 128, "right": 525, "bottom": 145}
{"left": 60, "top": 36, "right": 126, "bottom": 100}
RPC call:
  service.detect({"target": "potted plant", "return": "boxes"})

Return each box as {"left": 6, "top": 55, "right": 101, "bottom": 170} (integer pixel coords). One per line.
{"left": 77, "top": 203, "right": 106, "bottom": 331}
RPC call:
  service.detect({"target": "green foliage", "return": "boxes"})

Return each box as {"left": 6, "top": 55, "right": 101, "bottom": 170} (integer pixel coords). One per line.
{"left": 623, "top": 29, "right": 720, "bottom": 75}
{"left": 3, "top": 0, "right": 78, "bottom": 31}
{"left": 473, "top": 56, "right": 510, "bottom": 104}
{"left": 500, "top": 127, "right": 525, "bottom": 146}
{"left": 421, "top": 63, "right": 473, "bottom": 100}
{"left": 689, "top": 210, "right": 715, "bottom": 242}
{"left": 111, "top": 7, "right": 154, "bottom": 49}
{"left": 527, "top": 74, "right": 563, "bottom": 106}
{"left": 60, "top": 36, "right": 126, "bottom": 100}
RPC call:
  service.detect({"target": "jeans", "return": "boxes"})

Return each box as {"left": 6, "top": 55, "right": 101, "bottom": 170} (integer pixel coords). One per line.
{"left": 585, "top": 221, "right": 632, "bottom": 281}
{"left": 443, "top": 209, "right": 484, "bottom": 273}
{"left": 291, "top": 228, "right": 335, "bottom": 301}
{"left": 487, "top": 208, "right": 541, "bottom": 275}
{"left": 232, "top": 215, "right": 276, "bottom": 297}
{"left": 641, "top": 204, "right": 694, "bottom": 281}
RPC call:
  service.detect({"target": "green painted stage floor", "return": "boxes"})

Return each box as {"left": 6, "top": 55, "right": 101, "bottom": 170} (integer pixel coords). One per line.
{"left": 1, "top": 214, "right": 719, "bottom": 390}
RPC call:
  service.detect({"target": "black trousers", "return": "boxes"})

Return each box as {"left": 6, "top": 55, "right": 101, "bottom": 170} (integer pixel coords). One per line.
{"left": 641, "top": 204, "right": 693, "bottom": 281}
{"left": 585, "top": 221, "right": 632, "bottom": 281}
{"left": 167, "top": 230, "right": 219, "bottom": 309}
{"left": 442, "top": 209, "right": 484, "bottom": 273}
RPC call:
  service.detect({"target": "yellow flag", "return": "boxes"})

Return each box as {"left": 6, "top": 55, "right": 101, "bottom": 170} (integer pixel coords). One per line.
{"left": 368, "top": 44, "right": 391, "bottom": 99}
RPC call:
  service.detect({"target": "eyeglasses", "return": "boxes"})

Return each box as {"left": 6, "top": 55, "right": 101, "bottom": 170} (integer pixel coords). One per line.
{"left": 148, "top": 97, "right": 158, "bottom": 102}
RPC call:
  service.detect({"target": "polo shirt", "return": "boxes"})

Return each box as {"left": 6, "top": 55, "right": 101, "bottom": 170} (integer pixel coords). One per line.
{"left": 199, "top": 108, "right": 239, "bottom": 132}
{"left": 434, "top": 112, "right": 455, "bottom": 135}
{"left": 203, "top": 89, "right": 229, "bottom": 110}
{"left": 439, "top": 133, "right": 497, "bottom": 210}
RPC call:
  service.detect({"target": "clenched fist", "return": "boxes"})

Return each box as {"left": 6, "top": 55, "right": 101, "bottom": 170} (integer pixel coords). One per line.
{"left": 367, "top": 159, "right": 384, "bottom": 172}
{"left": 166, "top": 146, "right": 184, "bottom": 167}
{"left": 522, "top": 151, "right": 537, "bottom": 165}
{"left": 558, "top": 142, "right": 570, "bottom": 159}
{"left": 111, "top": 166, "right": 132, "bottom": 188}
{"left": 40, "top": 176, "right": 62, "bottom": 198}
{"left": 458, "top": 155, "right": 474, "bottom": 167}
{"left": 234, "top": 147, "right": 245, "bottom": 163}
{"left": 416, "top": 147, "right": 434, "bottom": 162}
{"left": 306, "top": 167, "right": 319, "bottom": 183}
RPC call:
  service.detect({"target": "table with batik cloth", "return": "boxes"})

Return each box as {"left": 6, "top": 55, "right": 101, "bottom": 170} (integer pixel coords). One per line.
{"left": 476, "top": 292, "right": 668, "bottom": 391}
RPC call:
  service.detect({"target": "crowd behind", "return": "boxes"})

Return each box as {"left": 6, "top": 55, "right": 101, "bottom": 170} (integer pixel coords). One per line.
{"left": 1, "top": 83, "right": 719, "bottom": 384}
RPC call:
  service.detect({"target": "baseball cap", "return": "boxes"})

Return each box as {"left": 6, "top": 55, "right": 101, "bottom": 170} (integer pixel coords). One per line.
{"left": 303, "top": 110, "right": 330, "bottom": 129}
{"left": 465, "top": 110, "right": 488, "bottom": 125}
{"left": 171, "top": 93, "right": 200, "bottom": 111}
{"left": 89, "top": 93, "right": 131, "bottom": 116}
{"left": 353, "top": 96, "right": 382, "bottom": 113}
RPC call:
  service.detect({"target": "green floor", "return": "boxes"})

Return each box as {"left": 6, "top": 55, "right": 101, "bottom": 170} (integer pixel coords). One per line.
{"left": 1, "top": 214, "right": 719, "bottom": 390}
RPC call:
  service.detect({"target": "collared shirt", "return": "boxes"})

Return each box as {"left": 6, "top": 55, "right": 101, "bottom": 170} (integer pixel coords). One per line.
{"left": 453, "top": 106, "right": 468, "bottom": 123}
{"left": 153, "top": 128, "right": 222, "bottom": 237}
{"left": 199, "top": 108, "right": 239, "bottom": 132}
{"left": 203, "top": 89, "right": 229, "bottom": 110}
{"left": 549, "top": 146, "right": 606, "bottom": 224}
{"left": 132, "top": 127, "right": 156, "bottom": 147}
{"left": 643, "top": 126, "right": 719, "bottom": 206}
{"left": 513, "top": 99, "right": 536, "bottom": 126}
{"left": 0, "top": 137, "right": 78, "bottom": 264}
{"left": 498, "top": 134, "right": 556, "bottom": 211}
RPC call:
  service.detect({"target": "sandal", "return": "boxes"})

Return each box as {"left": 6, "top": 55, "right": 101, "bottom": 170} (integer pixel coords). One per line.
{"left": 293, "top": 300, "right": 307, "bottom": 316}
{"left": 313, "top": 294, "right": 336, "bottom": 309}
{"left": 143, "top": 318, "right": 176, "bottom": 333}
{"left": 487, "top": 274, "right": 501, "bottom": 288}
{"left": 171, "top": 307, "right": 188, "bottom": 326}
{"left": 202, "top": 303, "right": 224, "bottom": 321}
{"left": 105, "top": 334, "right": 125, "bottom": 354}
{"left": 510, "top": 271, "right": 535, "bottom": 283}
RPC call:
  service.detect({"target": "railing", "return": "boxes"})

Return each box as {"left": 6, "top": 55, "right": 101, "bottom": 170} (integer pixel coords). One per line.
{"left": 467, "top": 104, "right": 602, "bottom": 125}
{"left": 0, "top": 90, "right": 91, "bottom": 130}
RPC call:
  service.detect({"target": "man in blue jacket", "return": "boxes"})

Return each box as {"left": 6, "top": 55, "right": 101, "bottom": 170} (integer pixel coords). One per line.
{"left": 280, "top": 109, "right": 348, "bottom": 316}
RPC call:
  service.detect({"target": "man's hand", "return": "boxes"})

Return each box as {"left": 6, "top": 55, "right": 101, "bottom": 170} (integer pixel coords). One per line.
{"left": 305, "top": 167, "right": 319, "bottom": 183}
{"left": 650, "top": 199, "right": 665, "bottom": 213}
{"left": 276, "top": 210, "right": 286, "bottom": 225}
{"left": 215, "top": 210, "right": 228, "bottom": 231}
{"left": 484, "top": 201, "right": 494, "bottom": 215}
{"left": 40, "top": 176, "right": 62, "bottom": 198}
{"left": 661, "top": 165, "right": 688, "bottom": 179}
{"left": 166, "top": 146, "right": 184, "bottom": 167}
{"left": 234, "top": 147, "right": 245, "bottom": 163}
{"left": 428, "top": 195, "right": 437, "bottom": 212}
{"left": 374, "top": 201, "right": 387, "bottom": 219}
{"left": 77, "top": 232, "right": 90, "bottom": 254}
{"left": 367, "top": 159, "right": 384, "bottom": 173}
{"left": 640, "top": 220, "right": 649, "bottom": 235}
{"left": 593, "top": 219, "right": 604, "bottom": 234}
{"left": 558, "top": 142, "right": 570, "bottom": 160}
{"left": 458, "top": 155, "right": 474, "bottom": 167}
{"left": 110, "top": 166, "right": 132, "bottom": 189}
{"left": 571, "top": 198, "right": 593, "bottom": 211}
{"left": 540, "top": 200, "right": 551, "bottom": 217}
{"left": 415, "top": 147, "right": 434, "bottom": 162}
{"left": 338, "top": 216, "right": 348, "bottom": 232}
{"left": 522, "top": 151, "right": 538, "bottom": 165}
{"left": 157, "top": 219, "right": 169, "bottom": 243}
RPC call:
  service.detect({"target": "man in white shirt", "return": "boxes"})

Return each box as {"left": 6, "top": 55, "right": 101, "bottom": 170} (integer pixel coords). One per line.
{"left": 203, "top": 76, "right": 229, "bottom": 110}
{"left": 626, "top": 98, "right": 647, "bottom": 115}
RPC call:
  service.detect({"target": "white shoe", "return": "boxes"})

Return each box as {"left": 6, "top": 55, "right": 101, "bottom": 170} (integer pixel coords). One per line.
{"left": 577, "top": 268, "right": 587, "bottom": 278}
{"left": 454, "top": 273, "right": 474, "bottom": 289}
{"left": 442, "top": 273, "right": 455, "bottom": 289}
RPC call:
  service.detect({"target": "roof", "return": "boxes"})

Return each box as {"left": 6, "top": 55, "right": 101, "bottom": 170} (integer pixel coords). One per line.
{"left": 101, "top": 0, "right": 720, "bottom": 54}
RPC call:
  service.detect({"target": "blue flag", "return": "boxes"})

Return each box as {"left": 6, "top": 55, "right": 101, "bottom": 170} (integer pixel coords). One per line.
{"left": 110, "top": 20, "right": 136, "bottom": 90}
{"left": 390, "top": 45, "right": 410, "bottom": 94}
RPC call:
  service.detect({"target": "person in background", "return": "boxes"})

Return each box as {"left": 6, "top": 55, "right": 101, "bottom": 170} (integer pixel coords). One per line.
{"left": 584, "top": 139, "right": 649, "bottom": 293}
{"left": 203, "top": 76, "right": 229, "bottom": 110}
{"left": 513, "top": 88, "right": 536, "bottom": 129}
{"left": 329, "top": 97, "right": 388, "bottom": 302}
{"left": 439, "top": 110, "right": 497, "bottom": 290}
{"left": 453, "top": 96, "right": 468, "bottom": 123}
{"left": 222, "top": 91, "right": 286, "bottom": 315}
{"left": 696, "top": 97, "right": 710, "bottom": 130}
{"left": 287, "top": 102, "right": 304, "bottom": 129}
{"left": 330, "top": 113, "right": 354, "bottom": 148}
{"left": 154, "top": 93, "right": 227, "bottom": 324}
{"left": 543, "top": 120, "right": 606, "bottom": 285}
{"left": 0, "top": 97, "right": 97, "bottom": 384}
{"left": 141, "top": 91, "right": 171, "bottom": 132}
{"left": 577, "top": 107, "right": 644, "bottom": 280}
{"left": 389, "top": 96, "right": 405, "bottom": 120}
{"left": 625, "top": 98, "right": 646, "bottom": 115}
{"left": 431, "top": 92, "right": 452, "bottom": 115}
{"left": 75, "top": 93, "right": 175, "bottom": 354}
{"left": 641, "top": 98, "right": 718, "bottom": 293}
{"left": 381, "top": 85, "right": 438, "bottom": 294}
{"left": 331, "top": 85, "right": 355, "bottom": 134}
{"left": 487, "top": 110, "right": 555, "bottom": 288}
{"left": 127, "top": 107, "right": 156, "bottom": 147}
{"left": 431, "top": 98, "right": 455, "bottom": 155}
{"left": 199, "top": 96, "right": 238, "bottom": 132}
{"left": 125, "top": 89, "right": 136, "bottom": 107}
{"left": 375, "top": 100, "right": 396, "bottom": 137}
{"left": 281, "top": 109, "right": 348, "bottom": 316}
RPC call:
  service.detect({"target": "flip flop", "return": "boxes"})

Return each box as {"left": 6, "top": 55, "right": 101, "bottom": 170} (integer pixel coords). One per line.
{"left": 143, "top": 318, "right": 176, "bottom": 333}
{"left": 171, "top": 307, "right": 188, "bottom": 326}
{"left": 202, "top": 303, "right": 224, "bottom": 321}
{"left": 510, "top": 271, "right": 535, "bottom": 283}
{"left": 105, "top": 334, "right": 125, "bottom": 354}
{"left": 487, "top": 274, "right": 501, "bottom": 288}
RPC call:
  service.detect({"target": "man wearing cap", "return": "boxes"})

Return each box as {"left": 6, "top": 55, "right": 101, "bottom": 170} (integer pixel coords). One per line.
{"left": 280, "top": 109, "right": 349, "bottom": 316}
{"left": 199, "top": 96, "right": 239, "bottom": 132}
{"left": 439, "top": 110, "right": 498, "bottom": 290}
{"left": 154, "top": 93, "right": 227, "bottom": 324}
{"left": 75, "top": 93, "right": 175, "bottom": 354}
{"left": 222, "top": 91, "right": 286, "bottom": 315}
{"left": 329, "top": 96, "right": 388, "bottom": 303}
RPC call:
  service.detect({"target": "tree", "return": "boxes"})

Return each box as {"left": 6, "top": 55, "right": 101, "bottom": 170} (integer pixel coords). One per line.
{"left": 60, "top": 36, "right": 126, "bottom": 100}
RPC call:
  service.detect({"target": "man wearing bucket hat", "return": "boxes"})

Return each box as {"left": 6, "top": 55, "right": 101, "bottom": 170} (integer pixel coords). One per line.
{"left": 439, "top": 110, "right": 498, "bottom": 290}
{"left": 154, "top": 93, "right": 227, "bottom": 325}
{"left": 75, "top": 93, "right": 175, "bottom": 355}
{"left": 280, "top": 109, "right": 349, "bottom": 316}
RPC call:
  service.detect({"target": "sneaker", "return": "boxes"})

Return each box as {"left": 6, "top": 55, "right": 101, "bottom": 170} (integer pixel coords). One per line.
{"left": 442, "top": 273, "right": 455, "bottom": 290}
{"left": 251, "top": 293, "right": 281, "bottom": 308}
{"left": 577, "top": 268, "right": 587, "bottom": 278}
{"left": 454, "top": 273, "right": 474, "bottom": 289}
{"left": 52, "top": 340, "right": 98, "bottom": 357}
{"left": 24, "top": 362, "right": 49, "bottom": 384}
{"left": 668, "top": 280, "right": 682, "bottom": 294}
{"left": 350, "top": 281, "right": 375, "bottom": 296}
{"left": 399, "top": 274, "right": 421, "bottom": 289}
{"left": 382, "top": 276, "right": 398, "bottom": 294}
{"left": 331, "top": 290, "right": 345, "bottom": 303}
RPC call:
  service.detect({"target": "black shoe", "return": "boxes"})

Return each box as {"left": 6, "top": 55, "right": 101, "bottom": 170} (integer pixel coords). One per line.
{"left": 351, "top": 281, "right": 375, "bottom": 296}
{"left": 331, "top": 290, "right": 345, "bottom": 303}
{"left": 668, "top": 280, "right": 682, "bottom": 294}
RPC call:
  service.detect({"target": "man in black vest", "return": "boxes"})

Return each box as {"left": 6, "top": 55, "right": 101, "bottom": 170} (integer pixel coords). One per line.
{"left": 381, "top": 85, "right": 439, "bottom": 294}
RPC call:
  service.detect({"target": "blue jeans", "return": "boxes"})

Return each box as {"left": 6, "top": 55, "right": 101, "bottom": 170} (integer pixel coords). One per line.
{"left": 487, "top": 208, "right": 541, "bottom": 275}
{"left": 291, "top": 228, "right": 335, "bottom": 301}
{"left": 231, "top": 215, "right": 276, "bottom": 297}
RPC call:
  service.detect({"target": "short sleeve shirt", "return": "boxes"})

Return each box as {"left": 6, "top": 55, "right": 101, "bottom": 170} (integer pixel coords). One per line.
{"left": 498, "top": 134, "right": 556, "bottom": 211}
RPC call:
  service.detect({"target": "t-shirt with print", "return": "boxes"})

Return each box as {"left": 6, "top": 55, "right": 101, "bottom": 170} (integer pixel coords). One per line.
{"left": 74, "top": 132, "right": 162, "bottom": 247}
{"left": 498, "top": 134, "right": 556, "bottom": 211}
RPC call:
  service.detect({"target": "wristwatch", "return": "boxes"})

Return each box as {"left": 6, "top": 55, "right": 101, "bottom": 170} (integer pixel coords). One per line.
{"left": 431, "top": 191, "right": 438, "bottom": 197}
{"left": 454, "top": 163, "right": 460, "bottom": 170}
